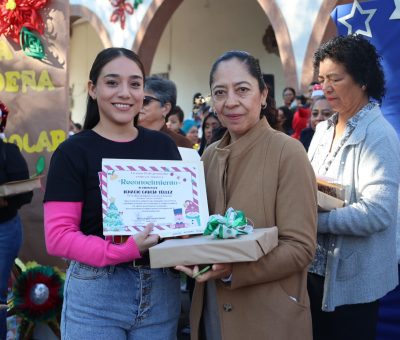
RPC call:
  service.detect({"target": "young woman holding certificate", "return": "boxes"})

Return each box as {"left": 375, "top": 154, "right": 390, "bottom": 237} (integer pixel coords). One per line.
{"left": 44, "top": 48, "right": 181, "bottom": 339}
{"left": 176, "top": 51, "right": 318, "bottom": 340}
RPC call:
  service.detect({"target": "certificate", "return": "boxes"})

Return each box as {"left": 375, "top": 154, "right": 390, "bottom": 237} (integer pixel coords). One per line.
{"left": 100, "top": 159, "right": 209, "bottom": 238}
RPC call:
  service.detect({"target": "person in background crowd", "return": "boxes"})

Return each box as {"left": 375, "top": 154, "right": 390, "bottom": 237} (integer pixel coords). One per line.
{"left": 282, "top": 86, "right": 296, "bottom": 109}
{"left": 191, "top": 92, "right": 206, "bottom": 127}
{"left": 69, "top": 122, "right": 82, "bottom": 136}
{"left": 138, "top": 76, "right": 193, "bottom": 148}
{"left": 0, "top": 101, "right": 33, "bottom": 339}
{"left": 44, "top": 48, "right": 182, "bottom": 339}
{"left": 307, "top": 34, "right": 400, "bottom": 340}
{"left": 277, "top": 105, "right": 294, "bottom": 135}
{"left": 73, "top": 122, "right": 82, "bottom": 134}
{"left": 291, "top": 94, "right": 311, "bottom": 140}
{"left": 306, "top": 81, "right": 320, "bottom": 106}
{"left": 166, "top": 105, "right": 185, "bottom": 136}
{"left": 182, "top": 119, "right": 199, "bottom": 148}
{"left": 176, "top": 50, "right": 317, "bottom": 340}
{"left": 295, "top": 94, "right": 309, "bottom": 108}
{"left": 198, "top": 111, "right": 221, "bottom": 156}
{"left": 300, "top": 96, "right": 333, "bottom": 151}
{"left": 68, "top": 112, "right": 75, "bottom": 136}
{"left": 195, "top": 102, "right": 212, "bottom": 132}
{"left": 310, "top": 83, "right": 324, "bottom": 98}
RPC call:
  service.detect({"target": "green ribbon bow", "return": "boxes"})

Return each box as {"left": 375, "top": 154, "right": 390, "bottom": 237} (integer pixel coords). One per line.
{"left": 204, "top": 207, "right": 253, "bottom": 239}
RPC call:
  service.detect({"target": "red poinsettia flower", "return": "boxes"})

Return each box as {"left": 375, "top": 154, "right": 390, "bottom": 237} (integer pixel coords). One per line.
{"left": 0, "top": 0, "right": 48, "bottom": 44}
{"left": 110, "top": 0, "right": 134, "bottom": 30}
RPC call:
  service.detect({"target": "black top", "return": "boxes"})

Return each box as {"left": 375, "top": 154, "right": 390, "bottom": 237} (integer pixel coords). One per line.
{"left": 0, "top": 139, "right": 33, "bottom": 222}
{"left": 300, "top": 127, "right": 315, "bottom": 151}
{"left": 44, "top": 127, "right": 181, "bottom": 238}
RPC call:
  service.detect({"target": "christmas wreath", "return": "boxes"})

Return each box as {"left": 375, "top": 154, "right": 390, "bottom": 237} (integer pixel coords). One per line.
{"left": 8, "top": 260, "right": 64, "bottom": 339}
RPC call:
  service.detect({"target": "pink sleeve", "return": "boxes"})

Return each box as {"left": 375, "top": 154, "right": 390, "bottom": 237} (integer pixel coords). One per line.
{"left": 44, "top": 201, "right": 141, "bottom": 266}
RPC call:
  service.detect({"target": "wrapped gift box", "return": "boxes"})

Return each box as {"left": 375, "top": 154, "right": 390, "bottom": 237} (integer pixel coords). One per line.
{"left": 316, "top": 176, "right": 345, "bottom": 211}
{"left": 317, "top": 191, "right": 344, "bottom": 211}
{"left": 0, "top": 177, "right": 42, "bottom": 197}
{"left": 149, "top": 227, "right": 278, "bottom": 268}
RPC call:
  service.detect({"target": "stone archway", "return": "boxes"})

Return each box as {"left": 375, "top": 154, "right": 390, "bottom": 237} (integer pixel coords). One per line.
{"left": 70, "top": 4, "right": 112, "bottom": 49}
{"left": 257, "top": 0, "right": 298, "bottom": 92}
{"left": 132, "top": 0, "right": 183, "bottom": 75}
{"left": 300, "top": 0, "right": 354, "bottom": 91}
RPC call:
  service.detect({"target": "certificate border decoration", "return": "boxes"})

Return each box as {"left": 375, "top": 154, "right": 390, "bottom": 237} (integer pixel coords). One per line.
{"left": 100, "top": 159, "right": 208, "bottom": 237}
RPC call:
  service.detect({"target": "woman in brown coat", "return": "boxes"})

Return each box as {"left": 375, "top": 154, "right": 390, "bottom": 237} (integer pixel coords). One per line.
{"left": 176, "top": 50, "right": 317, "bottom": 340}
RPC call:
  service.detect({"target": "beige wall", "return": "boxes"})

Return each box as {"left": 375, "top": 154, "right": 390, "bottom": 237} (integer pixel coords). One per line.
{"left": 69, "top": 19, "right": 104, "bottom": 124}
{"left": 69, "top": 0, "right": 286, "bottom": 122}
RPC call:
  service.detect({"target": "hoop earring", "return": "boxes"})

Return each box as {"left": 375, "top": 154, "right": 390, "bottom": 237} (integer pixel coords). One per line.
{"left": 261, "top": 103, "right": 267, "bottom": 109}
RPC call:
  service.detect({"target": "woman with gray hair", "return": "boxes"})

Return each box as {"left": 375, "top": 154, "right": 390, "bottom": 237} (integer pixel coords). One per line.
{"left": 138, "top": 76, "right": 193, "bottom": 148}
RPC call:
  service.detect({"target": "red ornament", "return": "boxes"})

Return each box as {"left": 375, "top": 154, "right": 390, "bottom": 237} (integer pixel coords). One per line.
{"left": 0, "top": 0, "right": 48, "bottom": 44}
{"left": 110, "top": 0, "right": 134, "bottom": 30}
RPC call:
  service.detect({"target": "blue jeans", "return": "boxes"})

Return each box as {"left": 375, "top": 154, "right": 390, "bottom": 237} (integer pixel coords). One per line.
{"left": 62, "top": 261, "right": 181, "bottom": 340}
{"left": 0, "top": 215, "right": 23, "bottom": 340}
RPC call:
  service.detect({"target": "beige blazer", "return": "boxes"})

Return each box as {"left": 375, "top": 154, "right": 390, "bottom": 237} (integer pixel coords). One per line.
{"left": 190, "top": 118, "right": 317, "bottom": 340}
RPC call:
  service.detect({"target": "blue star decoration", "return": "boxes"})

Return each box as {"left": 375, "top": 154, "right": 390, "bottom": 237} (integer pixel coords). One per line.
{"left": 390, "top": 0, "right": 400, "bottom": 20}
{"left": 332, "top": 1, "right": 400, "bottom": 137}
{"left": 338, "top": 0, "right": 377, "bottom": 37}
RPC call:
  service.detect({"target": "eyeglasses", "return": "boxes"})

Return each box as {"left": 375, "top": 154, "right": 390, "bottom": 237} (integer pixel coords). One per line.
{"left": 143, "top": 95, "right": 161, "bottom": 106}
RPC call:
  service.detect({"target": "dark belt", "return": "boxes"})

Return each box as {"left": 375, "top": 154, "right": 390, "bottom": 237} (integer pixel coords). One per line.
{"left": 117, "top": 252, "right": 150, "bottom": 268}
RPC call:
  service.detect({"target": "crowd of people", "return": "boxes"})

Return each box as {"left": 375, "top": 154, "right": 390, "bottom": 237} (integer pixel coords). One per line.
{"left": 1, "top": 33, "right": 400, "bottom": 340}
{"left": 70, "top": 55, "right": 334, "bottom": 160}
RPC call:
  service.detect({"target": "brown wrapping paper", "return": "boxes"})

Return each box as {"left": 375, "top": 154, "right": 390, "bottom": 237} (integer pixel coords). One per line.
{"left": 149, "top": 227, "right": 278, "bottom": 268}
{"left": 317, "top": 191, "right": 345, "bottom": 211}
{"left": 0, "top": 177, "right": 42, "bottom": 197}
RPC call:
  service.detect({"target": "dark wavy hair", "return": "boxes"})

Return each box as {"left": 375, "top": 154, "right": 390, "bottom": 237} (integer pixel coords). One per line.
{"left": 166, "top": 105, "right": 184, "bottom": 123}
{"left": 198, "top": 111, "right": 221, "bottom": 155}
{"left": 277, "top": 105, "right": 294, "bottom": 135}
{"left": 83, "top": 48, "right": 145, "bottom": 130}
{"left": 313, "top": 34, "right": 385, "bottom": 102}
{"left": 209, "top": 50, "right": 278, "bottom": 129}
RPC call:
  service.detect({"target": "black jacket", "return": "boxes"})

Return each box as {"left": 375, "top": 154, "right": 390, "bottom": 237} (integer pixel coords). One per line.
{"left": 0, "top": 139, "right": 33, "bottom": 222}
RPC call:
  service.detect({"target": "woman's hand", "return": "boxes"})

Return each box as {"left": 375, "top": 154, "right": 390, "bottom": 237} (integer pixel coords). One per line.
{"left": 131, "top": 223, "right": 159, "bottom": 253}
{"left": 175, "top": 263, "right": 232, "bottom": 283}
